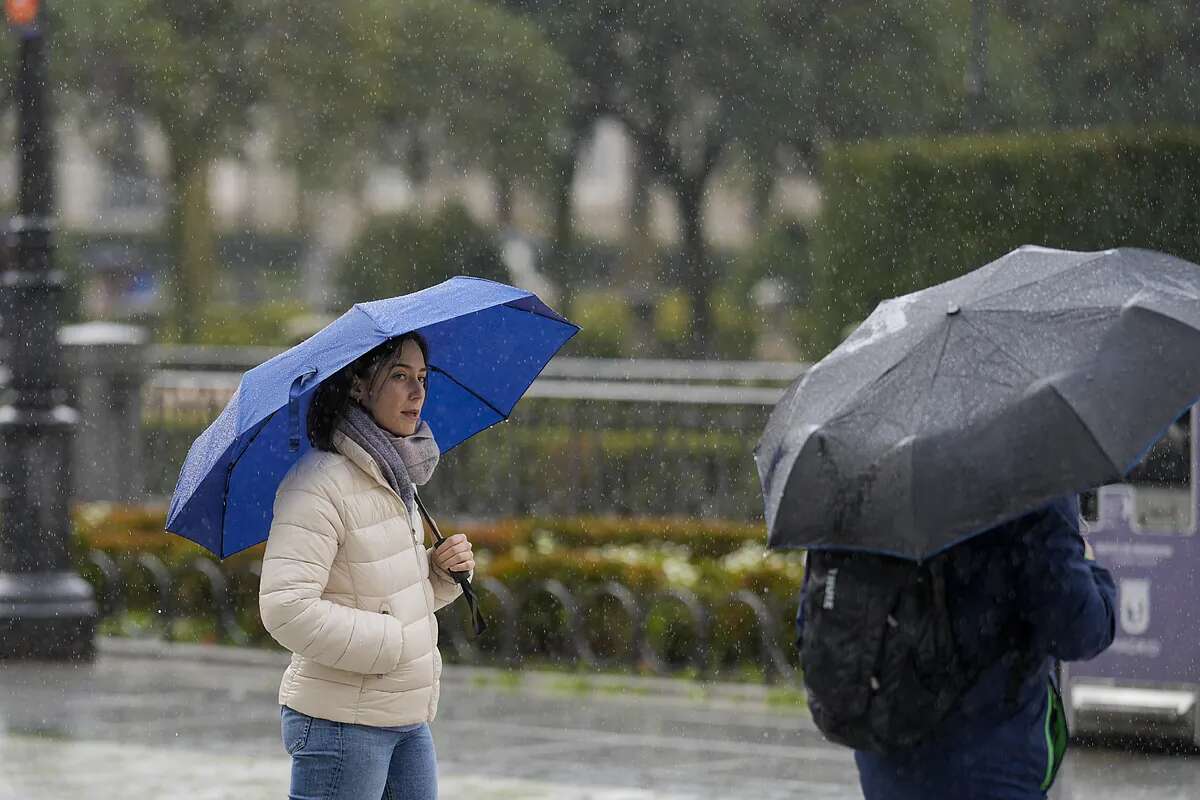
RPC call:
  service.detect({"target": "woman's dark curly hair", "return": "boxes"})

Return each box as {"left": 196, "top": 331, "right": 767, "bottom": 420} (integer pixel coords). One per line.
{"left": 307, "top": 332, "right": 430, "bottom": 451}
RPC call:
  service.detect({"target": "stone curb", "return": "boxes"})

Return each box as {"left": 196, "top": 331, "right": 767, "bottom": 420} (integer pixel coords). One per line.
{"left": 97, "top": 636, "right": 811, "bottom": 717}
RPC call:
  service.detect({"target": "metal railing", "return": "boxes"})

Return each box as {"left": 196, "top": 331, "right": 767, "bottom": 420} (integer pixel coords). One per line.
{"left": 141, "top": 352, "right": 808, "bottom": 519}
{"left": 81, "top": 549, "right": 798, "bottom": 681}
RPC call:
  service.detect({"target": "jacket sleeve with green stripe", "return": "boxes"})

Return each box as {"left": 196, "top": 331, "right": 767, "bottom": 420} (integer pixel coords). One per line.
{"left": 258, "top": 465, "right": 406, "bottom": 675}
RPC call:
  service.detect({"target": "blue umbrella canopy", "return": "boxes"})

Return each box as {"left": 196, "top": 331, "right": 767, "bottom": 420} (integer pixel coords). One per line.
{"left": 167, "top": 277, "right": 579, "bottom": 557}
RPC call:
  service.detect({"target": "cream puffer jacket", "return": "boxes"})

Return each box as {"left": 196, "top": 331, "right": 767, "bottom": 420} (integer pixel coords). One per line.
{"left": 259, "top": 430, "right": 463, "bottom": 727}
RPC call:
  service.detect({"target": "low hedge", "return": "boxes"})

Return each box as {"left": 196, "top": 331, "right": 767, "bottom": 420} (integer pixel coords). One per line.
{"left": 73, "top": 503, "right": 263, "bottom": 568}
{"left": 71, "top": 502, "right": 800, "bottom": 623}
{"left": 74, "top": 504, "right": 769, "bottom": 563}
{"left": 460, "top": 516, "right": 765, "bottom": 558}
{"left": 813, "top": 127, "right": 1200, "bottom": 352}
{"left": 483, "top": 541, "right": 802, "bottom": 607}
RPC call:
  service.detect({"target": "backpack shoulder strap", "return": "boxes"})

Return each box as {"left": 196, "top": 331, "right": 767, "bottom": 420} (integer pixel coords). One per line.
{"left": 925, "top": 555, "right": 961, "bottom": 658}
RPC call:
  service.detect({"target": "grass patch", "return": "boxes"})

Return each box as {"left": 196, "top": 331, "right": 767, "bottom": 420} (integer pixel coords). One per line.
{"left": 765, "top": 686, "right": 808, "bottom": 709}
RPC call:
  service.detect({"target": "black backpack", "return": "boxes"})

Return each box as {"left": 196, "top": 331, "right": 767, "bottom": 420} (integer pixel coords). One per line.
{"left": 798, "top": 549, "right": 982, "bottom": 754}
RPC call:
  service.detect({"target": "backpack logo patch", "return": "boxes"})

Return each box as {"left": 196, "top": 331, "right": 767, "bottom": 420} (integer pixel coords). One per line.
{"left": 823, "top": 568, "right": 838, "bottom": 610}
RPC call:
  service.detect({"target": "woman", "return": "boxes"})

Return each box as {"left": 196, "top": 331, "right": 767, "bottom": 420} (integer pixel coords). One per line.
{"left": 259, "top": 332, "right": 474, "bottom": 800}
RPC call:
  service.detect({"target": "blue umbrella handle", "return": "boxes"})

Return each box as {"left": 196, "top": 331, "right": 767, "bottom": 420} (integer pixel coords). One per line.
{"left": 288, "top": 367, "right": 319, "bottom": 453}
{"left": 415, "top": 493, "right": 488, "bottom": 637}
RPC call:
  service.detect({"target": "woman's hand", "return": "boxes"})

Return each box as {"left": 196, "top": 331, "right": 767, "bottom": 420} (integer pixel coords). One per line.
{"left": 432, "top": 534, "right": 474, "bottom": 575}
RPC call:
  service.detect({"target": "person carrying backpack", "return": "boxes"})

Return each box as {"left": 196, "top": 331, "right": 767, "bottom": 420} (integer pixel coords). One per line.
{"left": 796, "top": 495, "right": 1116, "bottom": 800}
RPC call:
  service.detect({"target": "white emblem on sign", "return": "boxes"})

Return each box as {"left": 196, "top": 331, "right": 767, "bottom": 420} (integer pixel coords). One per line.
{"left": 1119, "top": 578, "right": 1151, "bottom": 636}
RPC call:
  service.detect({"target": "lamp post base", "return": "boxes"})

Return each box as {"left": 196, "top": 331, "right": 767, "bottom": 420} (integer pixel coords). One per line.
{"left": 0, "top": 572, "right": 97, "bottom": 660}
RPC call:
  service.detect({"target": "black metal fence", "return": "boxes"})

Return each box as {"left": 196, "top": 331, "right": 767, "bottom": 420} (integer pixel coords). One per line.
{"left": 81, "top": 549, "right": 799, "bottom": 682}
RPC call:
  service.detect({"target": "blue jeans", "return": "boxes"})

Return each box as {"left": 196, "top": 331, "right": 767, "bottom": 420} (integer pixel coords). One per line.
{"left": 281, "top": 706, "right": 438, "bottom": 800}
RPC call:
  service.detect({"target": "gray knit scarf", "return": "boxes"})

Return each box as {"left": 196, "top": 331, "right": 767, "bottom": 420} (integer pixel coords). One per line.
{"left": 337, "top": 402, "right": 440, "bottom": 514}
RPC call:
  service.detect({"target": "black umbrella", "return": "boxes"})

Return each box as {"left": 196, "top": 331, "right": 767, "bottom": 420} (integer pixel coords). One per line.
{"left": 756, "top": 245, "right": 1200, "bottom": 560}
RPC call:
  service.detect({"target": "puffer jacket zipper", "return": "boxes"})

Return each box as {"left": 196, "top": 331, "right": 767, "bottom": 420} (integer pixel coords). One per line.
{"left": 375, "top": 483, "right": 438, "bottom": 628}
{"left": 398, "top": 494, "right": 441, "bottom": 720}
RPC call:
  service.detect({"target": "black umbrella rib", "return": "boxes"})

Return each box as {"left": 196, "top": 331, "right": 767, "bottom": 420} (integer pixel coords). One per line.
{"left": 975, "top": 251, "right": 1109, "bottom": 306}
{"left": 957, "top": 314, "right": 1041, "bottom": 383}
{"left": 823, "top": 324, "right": 946, "bottom": 425}
{"left": 1039, "top": 379, "right": 1123, "bottom": 477}
{"left": 430, "top": 364, "right": 508, "bottom": 420}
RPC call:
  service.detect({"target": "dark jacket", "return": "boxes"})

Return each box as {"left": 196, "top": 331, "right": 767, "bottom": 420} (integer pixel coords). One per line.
{"left": 798, "top": 496, "right": 1116, "bottom": 800}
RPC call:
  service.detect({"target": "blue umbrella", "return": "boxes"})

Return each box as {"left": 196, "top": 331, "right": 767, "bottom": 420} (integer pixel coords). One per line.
{"left": 166, "top": 277, "right": 579, "bottom": 558}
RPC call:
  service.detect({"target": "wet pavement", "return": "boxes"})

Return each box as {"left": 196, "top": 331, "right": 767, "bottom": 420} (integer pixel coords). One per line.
{"left": 0, "top": 638, "right": 1196, "bottom": 799}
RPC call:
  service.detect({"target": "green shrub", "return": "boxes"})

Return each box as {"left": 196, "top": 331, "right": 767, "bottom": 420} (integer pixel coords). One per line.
{"left": 731, "top": 219, "right": 813, "bottom": 304}
{"left": 565, "top": 290, "right": 634, "bottom": 357}
{"left": 710, "top": 287, "right": 758, "bottom": 360}
{"left": 812, "top": 127, "right": 1200, "bottom": 352}
{"left": 156, "top": 301, "right": 310, "bottom": 346}
{"left": 338, "top": 203, "right": 507, "bottom": 304}
{"left": 648, "top": 287, "right": 758, "bottom": 359}
{"left": 653, "top": 290, "right": 691, "bottom": 355}
{"left": 512, "top": 517, "right": 765, "bottom": 559}
{"left": 73, "top": 504, "right": 771, "bottom": 569}
{"left": 72, "top": 502, "right": 263, "bottom": 568}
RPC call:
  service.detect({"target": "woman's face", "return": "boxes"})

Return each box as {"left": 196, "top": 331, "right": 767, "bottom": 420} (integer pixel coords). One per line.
{"left": 354, "top": 339, "right": 427, "bottom": 437}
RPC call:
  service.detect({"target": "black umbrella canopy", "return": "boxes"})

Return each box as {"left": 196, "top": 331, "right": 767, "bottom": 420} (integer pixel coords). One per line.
{"left": 756, "top": 246, "right": 1200, "bottom": 561}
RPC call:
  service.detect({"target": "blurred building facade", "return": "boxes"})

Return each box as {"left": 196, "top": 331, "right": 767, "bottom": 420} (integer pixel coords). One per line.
{"left": 0, "top": 113, "right": 818, "bottom": 317}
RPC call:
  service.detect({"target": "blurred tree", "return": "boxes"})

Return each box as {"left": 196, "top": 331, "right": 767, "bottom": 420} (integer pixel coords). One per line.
{"left": 57, "top": 0, "right": 273, "bottom": 340}
{"left": 261, "top": 0, "right": 568, "bottom": 317}
{"left": 504, "top": 1, "right": 977, "bottom": 353}
{"left": 384, "top": 0, "right": 570, "bottom": 226}
{"left": 490, "top": 1, "right": 622, "bottom": 266}
{"left": 994, "top": 0, "right": 1200, "bottom": 129}
{"left": 600, "top": 1, "right": 789, "bottom": 355}
{"left": 267, "top": 0, "right": 569, "bottom": 224}
{"left": 337, "top": 204, "right": 507, "bottom": 304}
{"left": 54, "top": 1, "right": 565, "bottom": 338}
{"left": 255, "top": 2, "right": 386, "bottom": 188}
{"left": 763, "top": 0, "right": 971, "bottom": 147}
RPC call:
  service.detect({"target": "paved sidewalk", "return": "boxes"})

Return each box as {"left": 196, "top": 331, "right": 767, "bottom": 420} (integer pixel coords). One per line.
{"left": 1, "top": 638, "right": 1198, "bottom": 799}
{"left": 0, "top": 638, "right": 855, "bottom": 800}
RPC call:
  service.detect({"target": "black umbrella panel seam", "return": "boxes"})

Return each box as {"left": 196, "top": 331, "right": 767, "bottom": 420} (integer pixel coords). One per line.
{"left": 821, "top": 322, "right": 948, "bottom": 429}
{"left": 1039, "top": 379, "right": 1124, "bottom": 477}
{"left": 956, "top": 309, "right": 1128, "bottom": 472}
{"left": 1112, "top": 302, "right": 1200, "bottom": 472}
{"left": 969, "top": 250, "right": 1109, "bottom": 306}
{"left": 922, "top": 320, "right": 955, "bottom": 421}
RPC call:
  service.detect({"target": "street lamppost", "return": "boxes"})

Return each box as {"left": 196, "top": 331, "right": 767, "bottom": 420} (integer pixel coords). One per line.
{"left": 0, "top": 0, "right": 97, "bottom": 659}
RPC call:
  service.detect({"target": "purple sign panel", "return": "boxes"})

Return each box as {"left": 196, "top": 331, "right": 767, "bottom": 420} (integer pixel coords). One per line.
{"left": 1070, "top": 409, "right": 1200, "bottom": 686}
